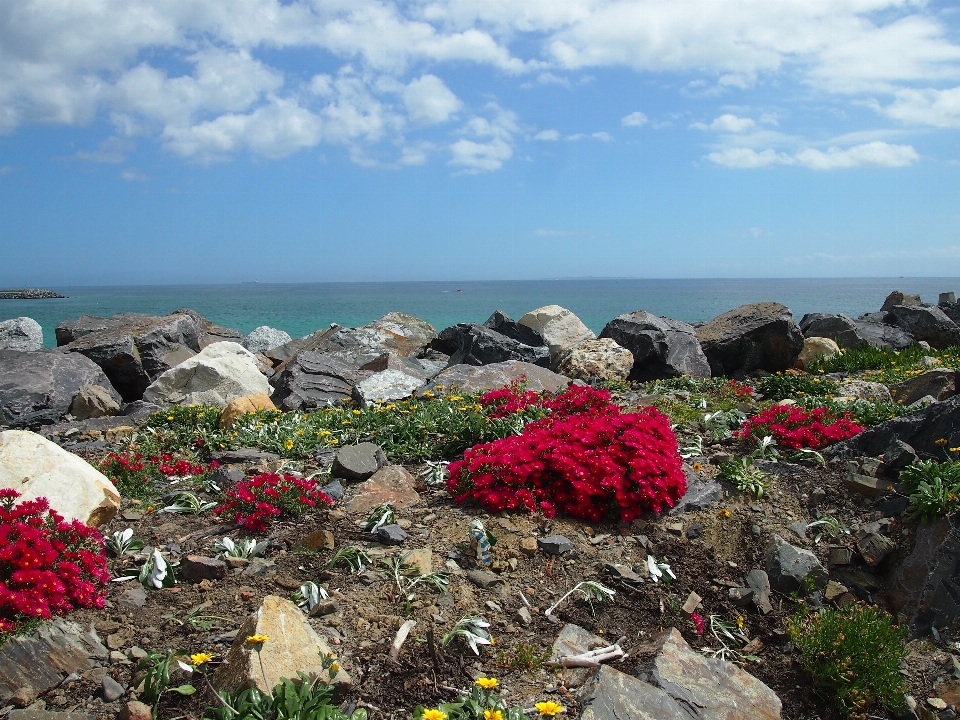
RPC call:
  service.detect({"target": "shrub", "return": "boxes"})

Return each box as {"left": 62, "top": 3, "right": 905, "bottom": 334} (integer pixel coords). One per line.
{"left": 754, "top": 372, "right": 839, "bottom": 402}
{"left": 898, "top": 459, "right": 960, "bottom": 521}
{"left": 448, "top": 387, "right": 685, "bottom": 523}
{"left": 736, "top": 405, "right": 863, "bottom": 450}
{"left": 214, "top": 473, "right": 333, "bottom": 531}
{"left": 0, "top": 490, "right": 110, "bottom": 634}
{"left": 788, "top": 603, "right": 907, "bottom": 719}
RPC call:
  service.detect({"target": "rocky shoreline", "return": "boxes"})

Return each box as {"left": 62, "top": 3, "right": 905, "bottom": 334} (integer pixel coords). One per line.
{"left": 0, "top": 288, "right": 65, "bottom": 299}
{"left": 1, "top": 289, "right": 960, "bottom": 720}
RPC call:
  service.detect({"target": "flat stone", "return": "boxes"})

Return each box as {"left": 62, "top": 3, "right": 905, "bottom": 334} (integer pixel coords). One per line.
{"left": 301, "top": 529, "right": 336, "bottom": 551}
{"left": 465, "top": 569, "right": 505, "bottom": 590}
{"left": 765, "top": 535, "right": 828, "bottom": 594}
{"left": 241, "top": 557, "right": 278, "bottom": 578}
{"left": 376, "top": 524, "right": 408, "bottom": 546}
{"left": 537, "top": 535, "right": 573, "bottom": 555}
{"left": 402, "top": 548, "right": 433, "bottom": 575}
{"left": 519, "top": 537, "right": 539, "bottom": 556}
{"left": 100, "top": 675, "right": 125, "bottom": 702}
{"left": 180, "top": 555, "right": 228, "bottom": 582}
{"left": 746, "top": 568, "right": 773, "bottom": 615}
{"left": 118, "top": 587, "right": 147, "bottom": 608}
{"left": 580, "top": 664, "right": 691, "bottom": 720}
{"left": 212, "top": 447, "right": 280, "bottom": 464}
{"left": 686, "top": 524, "right": 704, "bottom": 540}
{"left": 331, "top": 443, "right": 387, "bottom": 481}
{"left": 551, "top": 623, "right": 607, "bottom": 688}
{"left": 829, "top": 547, "right": 854, "bottom": 566}
{"left": 309, "top": 600, "right": 341, "bottom": 618}
{"left": 344, "top": 465, "right": 420, "bottom": 514}
{"left": 787, "top": 520, "right": 808, "bottom": 540}
{"left": 320, "top": 479, "right": 345, "bottom": 501}
{"left": 605, "top": 563, "right": 644, "bottom": 584}
{"left": 516, "top": 607, "right": 533, "bottom": 626}
{"left": 857, "top": 533, "right": 897, "bottom": 566}
{"left": 825, "top": 581, "right": 848, "bottom": 601}
{"left": 118, "top": 701, "right": 152, "bottom": 720}
{"left": 9, "top": 712, "right": 95, "bottom": 720}
{"left": 419, "top": 360, "right": 570, "bottom": 396}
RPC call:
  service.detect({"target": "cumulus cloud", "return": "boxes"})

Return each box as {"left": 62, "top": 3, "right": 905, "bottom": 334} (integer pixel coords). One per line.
{"left": 120, "top": 167, "right": 149, "bottom": 181}
{"left": 592, "top": 131, "right": 612, "bottom": 142}
{"left": 707, "top": 147, "right": 792, "bottom": 168}
{"left": 882, "top": 86, "right": 960, "bottom": 128}
{"left": 533, "top": 129, "right": 560, "bottom": 141}
{"left": 693, "top": 114, "right": 756, "bottom": 132}
{"left": 707, "top": 141, "right": 919, "bottom": 170}
{"left": 402, "top": 74, "right": 462, "bottom": 126}
{"left": 449, "top": 103, "right": 518, "bottom": 173}
{"left": 621, "top": 111, "right": 647, "bottom": 127}
{"left": 73, "top": 136, "right": 134, "bottom": 163}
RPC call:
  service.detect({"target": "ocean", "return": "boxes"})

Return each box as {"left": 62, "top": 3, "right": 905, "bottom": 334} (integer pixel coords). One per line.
{"left": 1, "top": 278, "right": 958, "bottom": 349}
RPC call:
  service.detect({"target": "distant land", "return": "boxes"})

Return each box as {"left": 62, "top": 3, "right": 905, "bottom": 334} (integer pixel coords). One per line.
{"left": 0, "top": 289, "right": 65, "bottom": 300}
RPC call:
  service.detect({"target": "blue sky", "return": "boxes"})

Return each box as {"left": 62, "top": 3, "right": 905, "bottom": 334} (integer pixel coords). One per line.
{"left": 2, "top": 0, "right": 960, "bottom": 285}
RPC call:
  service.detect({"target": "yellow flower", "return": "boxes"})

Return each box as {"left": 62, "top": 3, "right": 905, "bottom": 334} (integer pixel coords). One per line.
{"left": 475, "top": 677, "right": 499, "bottom": 690}
{"left": 329, "top": 662, "right": 340, "bottom": 672}
{"left": 422, "top": 390, "right": 435, "bottom": 398}
{"left": 167, "top": 416, "right": 174, "bottom": 421}
{"left": 342, "top": 419, "right": 351, "bottom": 425}
{"left": 718, "top": 508, "right": 731, "bottom": 518}
{"left": 692, "top": 462, "right": 703, "bottom": 473}
{"left": 190, "top": 652, "right": 214, "bottom": 666}
{"left": 330, "top": 438, "right": 339, "bottom": 444}
{"left": 246, "top": 635, "right": 269, "bottom": 644}
{"left": 284, "top": 438, "right": 294, "bottom": 450}
{"left": 736, "top": 616, "right": 744, "bottom": 630}
{"left": 353, "top": 409, "right": 361, "bottom": 415}
{"left": 937, "top": 438, "right": 948, "bottom": 445}
{"left": 296, "top": 429, "right": 303, "bottom": 436}
{"left": 535, "top": 701, "right": 564, "bottom": 717}
{"left": 448, "top": 396, "right": 462, "bottom": 401}
{"left": 484, "top": 711, "right": 503, "bottom": 720}
{"left": 421, "top": 710, "right": 446, "bottom": 720}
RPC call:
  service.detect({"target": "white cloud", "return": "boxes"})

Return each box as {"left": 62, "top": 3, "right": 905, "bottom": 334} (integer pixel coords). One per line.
{"left": 73, "top": 136, "right": 134, "bottom": 163}
{"left": 621, "top": 111, "right": 647, "bottom": 127}
{"left": 402, "top": 74, "right": 462, "bottom": 126}
{"left": 882, "top": 86, "right": 960, "bottom": 128}
{"left": 533, "top": 129, "right": 560, "bottom": 141}
{"left": 708, "top": 141, "right": 918, "bottom": 170}
{"left": 592, "top": 131, "right": 612, "bottom": 142}
{"left": 449, "top": 103, "right": 518, "bottom": 173}
{"left": 0, "top": 165, "right": 20, "bottom": 176}
{"left": 120, "top": 167, "right": 149, "bottom": 181}
{"left": 707, "top": 147, "right": 793, "bottom": 168}
{"left": 693, "top": 114, "right": 756, "bottom": 132}
{"left": 533, "top": 228, "right": 574, "bottom": 237}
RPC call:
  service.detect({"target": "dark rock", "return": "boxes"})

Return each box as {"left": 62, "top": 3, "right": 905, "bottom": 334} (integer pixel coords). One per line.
{"left": 331, "top": 443, "right": 387, "bottom": 481}
{"left": 537, "top": 535, "right": 573, "bottom": 555}
{"left": 600, "top": 311, "right": 711, "bottom": 381}
{"left": 211, "top": 448, "right": 280, "bottom": 464}
{"left": 686, "top": 524, "right": 704, "bottom": 540}
{"left": 798, "top": 313, "right": 867, "bottom": 349}
{"left": 68, "top": 384, "right": 120, "bottom": 420}
{"left": 100, "top": 675, "right": 125, "bottom": 702}
{"left": 482, "top": 310, "right": 545, "bottom": 347}
{"left": 241, "top": 558, "right": 278, "bottom": 578}
{"left": 269, "top": 352, "right": 366, "bottom": 411}
{"left": 58, "top": 313, "right": 203, "bottom": 401}
{"left": 358, "top": 353, "right": 438, "bottom": 381}
{"left": 0, "top": 350, "right": 121, "bottom": 427}
{"left": 883, "top": 440, "right": 919, "bottom": 472}
{"left": 858, "top": 533, "right": 896, "bottom": 566}
{"left": 827, "top": 395, "right": 960, "bottom": 461}
{"left": 746, "top": 568, "right": 773, "bottom": 614}
{"left": 180, "top": 555, "right": 228, "bottom": 582}
{"left": 669, "top": 466, "right": 723, "bottom": 514}
{"left": 881, "top": 290, "right": 922, "bottom": 311}
{"left": 121, "top": 400, "right": 162, "bottom": 419}
{"left": 696, "top": 302, "right": 804, "bottom": 376}
{"left": 885, "top": 305, "right": 960, "bottom": 349}
{"left": 851, "top": 317, "right": 916, "bottom": 350}
{"left": 605, "top": 563, "right": 644, "bottom": 583}
{"left": 375, "top": 524, "right": 408, "bottom": 546}
{"left": 465, "top": 569, "right": 505, "bottom": 590}
{"left": 431, "top": 323, "right": 549, "bottom": 367}
{"left": 891, "top": 369, "right": 958, "bottom": 406}
{"left": 320, "top": 479, "right": 345, "bottom": 501}
{"left": 308, "top": 600, "right": 340, "bottom": 618}
{"left": 169, "top": 308, "right": 245, "bottom": 348}
{"left": 420, "top": 360, "right": 569, "bottom": 396}
{"left": 787, "top": 521, "right": 808, "bottom": 540}
{"left": 209, "top": 465, "right": 245, "bottom": 487}
{"left": 765, "top": 535, "right": 827, "bottom": 594}
{"left": 876, "top": 495, "right": 912, "bottom": 516}
{"left": 941, "top": 301, "right": 960, "bottom": 326}
{"left": 313, "top": 313, "right": 437, "bottom": 366}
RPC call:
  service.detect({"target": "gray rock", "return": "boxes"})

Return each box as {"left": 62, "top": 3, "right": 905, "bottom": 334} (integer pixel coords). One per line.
{"left": 941, "top": 301, "right": 960, "bottom": 326}
{"left": 686, "top": 524, "right": 704, "bottom": 540}
{"left": 0, "top": 350, "right": 121, "bottom": 427}
{"left": 0, "top": 317, "right": 43, "bottom": 351}
{"left": 482, "top": 310, "right": 545, "bottom": 347}
{"left": 359, "top": 353, "right": 439, "bottom": 381}
{"left": 669, "top": 465, "right": 723, "bottom": 515}
{"left": 242, "top": 558, "right": 278, "bottom": 578}
{"left": 538, "top": 535, "right": 573, "bottom": 555}
{"left": 211, "top": 447, "right": 280, "bottom": 464}
{"left": 765, "top": 535, "right": 827, "bottom": 594}
{"left": 431, "top": 323, "right": 549, "bottom": 368}
{"left": 314, "top": 313, "right": 437, "bottom": 366}
{"left": 209, "top": 465, "right": 245, "bottom": 487}
{"left": 550, "top": 623, "right": 606, "bottom": 688}
{"left": 0, "top": 618, "right": 107, "bottom": 706}
{"left": 57, "top": 313, "right": 203, "bottom": 401}
{"left": 883, "top": 440, "right": 918, "bottom": 472}
{"left": 100, "top": 675, "right": 125, "bottom": 702}
{"left": 798, "top": 313, "right": 866, "bottom": 349}
{"left": 69, "top": 384, "right": 121, "bottom": 420}
{"left": 331, "top": 443, "right": 387, "bottom": 481}
{"left": 836, "top": 379, "right": 893, "bottom": 403}
{"left": 852, "top": 317, "right": 916, "bottom": 350}
{"left": 320, "top": 479, "right": 345, "bottom": 501}
{"left": 170, "top": 309, "right": 245, "bottom": 348}
{"left": 885, "top": 305, "right": 960, "bottom": 349}
{"left": 881, "top": 290, "right": 922, "bottom": 311}
{"left": 891, "top": 369, "right": 958, "bottom": 406}
{"left": 143, "top": 342, "right": 270, "bottom": 408}
{"left": 352, "top": 369, "right": 424, "bottom": 407}
{"left": 269, "top": 351, "right": 366, "bottom": 411}
{"left": 857, "top": 533, "right": 896, "bottom": 566}
{"left": 516, "top": 607, "right": 533, "bottom": 626}
{"left": 243, "top": 326, "right": 293, "bottom": 355}
{"left": 827, "top": 394, "right": 960, "bottom": 461}
{"left": 518, "top": 305, "right": 596, "bottom": 369}
{"left": 375, "top": 524, "right": 408, "bottom": 545}
{"left": 600, "top": 311, "right": 712, "bottom": 381}
{"left": 119, "top": 587, "right": 147, "bottom": 608}
{"left": 465, "top": 569, "right": 505, "bottom": 590}
{"left": 605, "top": 563, "right": 644, "bottom": 583}
{"left": 581, "top": 664, "right": 689, "bottom": 720}
{"left": 420, "top": 360, "right": 570, "bottom": 396}
{"left": 180, "top": 555, "right": 228, "bottom": 582}
{"left": 696, "top": 302, "right": 804, "bottom": 376}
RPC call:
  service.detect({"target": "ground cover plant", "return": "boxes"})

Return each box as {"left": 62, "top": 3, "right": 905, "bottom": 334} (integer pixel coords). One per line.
{"left": 0, "top": 489, "right": 110, "bottom": 636}
{"left": 99, "top": 450, "right": 221, "bottom": 502}
{"left": 898, "top": 457, "right": 960, "bottom": 521}
{"left": 736, "top": 405, "right": 863, "bottom": 450}
{"left": 214, "top": 472, "right": 334, "bottom": 531}
{"left": 754, "top": 372, "right": 840, "bottom": 402}
{"left": 807, "top": 343, "right": 960, "bottom": 384}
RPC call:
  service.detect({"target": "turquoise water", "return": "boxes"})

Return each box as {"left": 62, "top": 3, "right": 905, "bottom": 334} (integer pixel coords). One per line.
{"left": 1, "top": 278, "right": 958, "bottom": 349}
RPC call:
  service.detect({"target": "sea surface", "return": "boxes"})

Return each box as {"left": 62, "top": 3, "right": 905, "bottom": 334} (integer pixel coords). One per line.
{"left": 1, "top": 278, "right": 958, "bottom": 349}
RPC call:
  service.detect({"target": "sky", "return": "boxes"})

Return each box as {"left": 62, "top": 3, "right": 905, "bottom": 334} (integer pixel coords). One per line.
{"left": 2, "top": 0, "right": 960, "bottom": 285}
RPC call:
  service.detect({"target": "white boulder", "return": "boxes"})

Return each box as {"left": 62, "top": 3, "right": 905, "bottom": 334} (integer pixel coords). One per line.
{"left": 518, "top": 305, "right": 596, "bottom": 369}
{"left": 144, "top": 341, "right": 271, "bottom": 408}
{"left": 353, "top": 369, "right": 424, "bottom": 407}
{"left": 243, "top": 326, "right": 292, "bottom": 355}
{"left": 0, "top": 317, "right": 43, "bottom": 351}
{"left": 0, "top": 430, "right": 120, "bottom": 526}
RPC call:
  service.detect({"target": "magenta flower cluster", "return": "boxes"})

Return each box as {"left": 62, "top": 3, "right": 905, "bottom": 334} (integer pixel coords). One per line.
{"left": 736, "top": 404, "right": 864, "bottom": 450}
{"left": 214, "top": 473, "right": 333, "bottom": 531}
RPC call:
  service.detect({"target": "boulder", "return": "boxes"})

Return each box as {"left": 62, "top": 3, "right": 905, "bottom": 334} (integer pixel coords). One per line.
{"left": 881, "top": 290, "right": 922, "bottom": 311}
{"left": 243, "top": 326, "right": 292, "bottom": 355}
{"left": 359, "top": 353, "right": 440, "bottom": 381}
{"left": 0, "top": 430, "right": 120, "bottom": 526}
{"left": 169, "top": 308, "right": 245, "bottom": 348}
{"left": 420, "top": 361, "right": 570, "bottom": 396}
{"left": 518, "top": 305, "right": 596, "bottom": 368}
{"left": 765, "top": 535, "right": 828, "bottom": 594}
{"left": 212, "top": 596, "right": 350, "bottom": 695}
{"left": 144, "top": 342, "right": 270, "bottom": 408}
{"left": 696, "top": 303, "right": 804, "bottom": 376}
{"left": 0, "top": 317, "right": 43, "bottom": 351}
{"left": 796, "top": 337, "right": 840, "bottom": 369}
{"left": 331, "top": 442, "right": 388, "bottom": 481}
{"left": 219, "top": 393, "right": 277, "bottom": 429}
{"left": 314, "top": 312, "right": 437, "bottom": 366}
{"left": 0, "top": 350, "right": 121, "bottom": 427}
{"left": 68, "top": 385, "right": 121, "bottom": 420}
{"left": 57, "top": 313, "right": 203, "bottom": 401}
{"left": 482, "top": 310, "right": 545, "bottom": 347}
{"left": 269, "top": 352, "right": 367, "bottom": 411}
{"left": 353, "top": 370, "right": 424, "bottom": 407}
{"left": 344, "top": 465, "right": 420, "bottom": 514}
{"left": 940, "top": 301, "right": 960, "bottom": 326}
{"left": 890, "top": 369, "right": 957, "bottom": 406}
{"left": 827, "top": 394, "right": 960, "bottom": 460}
{"left": 798, "top": 313, "right": 866, "bottom": 350}
{"left": 884, "top": 305, "right": 960, "bottom": 349}
{"left": 600, "top": 311, "right": 711, "bottom": 381}
{"left": 835, "top": 379, "right": 892, "bottom": 403}
{"left": 556, "top": 338, "right": 635, "bottom": 381}
{"left": 852, "top": 317, "right": 915, "bottom": 350}
{"left": 431, "top": 323, "right": 549, "bottom": 368}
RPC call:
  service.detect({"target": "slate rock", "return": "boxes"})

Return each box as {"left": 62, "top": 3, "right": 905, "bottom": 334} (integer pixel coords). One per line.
{"left": 551, "top": 623, "right": 606, "bottom": 688}
{"left": 269, "top": 351, "right": 366, "bottom": 411}
{"left": 538, "top": 535, "right": 573, "bottom": 555}
{"left": 180, "top": 555, "right": 228, "bottom": 582}
{"left": 143, "top": 342, "right": 271, "bottom": 408}
{"left": 941, "top": 301, "right": 960, "bottom": 326}
{"left": 58, "top": 313, "right": 203, "bottom": 401}
{"left": 0, "top": 317, "right": 43, "bottom": 351}
{"left": 885, "top": 305, "right": 960, "bottom": 349}
{"left": 605, "top": 563, "right": 644, "bottom": 583}
{"left": 211, "top": 447, "right": 281, "bottom": 464}
{"left": 320, "top": 479, "right": 345, "bottom": 501}
{"left": 352, "top": 369, "right": 424, "bottom": 407}
{"left": 344, "top": 465, "right": 420, "bottom": 514}
{"left": 466, "top": 569, "right": 505, "bottom": 590}
{"left": 883, "top": 440, "right": 918, "bottom": 471}
{"left": 243, "top": 326, "right": 293, "bottom": 355}
{"left": 100, "top": 675, "right": 125, "bottom": 702}
{"left": 858, "top": 533, "right": 896, "bottom": 566}
{"left": 765, "top": 535, "right": 828, "bottom": 594}
{"left": 669, "top": 465, "right": 723, "bottom": 515}
{"left": 0, "top": 430, "right": 119, "bottom": 526}
{"left": 482, "top": 310, "right": 545, "bottom": 347}
{"left": 0, "top": 350, "right": 121, "bottom": 427}
{"left": 891, "top": 369, "right": 958, "bottom": 406}
{"left": 518, "top": 305, "right": 596, "bottom": 369}
{"left": 696, "top": 302, "right": 804, "bottom": 376}
{"left": 313, "top": 312, "right": 437, "bottom": 366}
{"left": 68, "top": 384, "right": 120, "bottom": 421}
{"left": 168, "top": 308, "right": 245, "bottom": 348}
{"left": 601, "top": 310, "right": 711, "bottom": 381}
{"left": 331, "top": 442, "right": 387, "bottom": 481}
{"left": 852, "top": 317, "right": 916, "bottom": 350}
{"left": 431, "top": 323, "right": 549, "bottom": 368}
{"left": 687, "top": 524, "right": 704, "bottom": 540}
{"left": 359, "top": 352, "right": 438, "bottom": 381}
{"left": 420, "top": 360, "right": 570, "bottom": 396}
{"left": 798, "top": 313, "right": 867, "bottom": 349}
{"left": 556, "top": 338, "right": 635, "bottom": 381}
{"left": 376, "top": 524, "right": 408, "bottom": 546}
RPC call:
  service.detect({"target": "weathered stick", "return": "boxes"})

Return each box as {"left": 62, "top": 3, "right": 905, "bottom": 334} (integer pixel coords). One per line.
{"left": 389, "top": 619, "right": 417, "bottom": 662}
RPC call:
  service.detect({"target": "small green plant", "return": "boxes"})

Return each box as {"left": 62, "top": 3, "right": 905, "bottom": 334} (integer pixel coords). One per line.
{"left": 215, "top": 537, "right": 268, "bottom": 559}
{"left": 545, "top": 580, "right": 616, "bottom": 617}
{"left": 788, "top": 602, "right": 907, "bottom": 720}
{"left": 133, "top": 650, "right": 197, "bottom": 718}
{"left": 382, "top": 554, "right": 449, "bottom": 615}
{"left": 363, "top": 503, "right": 395, "bottom": 532}
{"left": 755, "top": 372, "right": 839, "bottom": 402}
{"left": 205, "top": 671, "right": 366, "bottom": 720}
{"left": 704, "top": 614, "right": 757, "bottom": 663}
{"left": 292, "top": 581, "right": 328, "bottom": 612}
{"left": 702, "top": 408, "right": 747, "bottom": 442}
{"left": 497, "top": 641, "right": 549, "bottom": 671}
{"left": 418, "top": 460, "right": 450, "bottom": 486}
{"left": 161, "top": 491, "right": 217, "bottom": 515}
{"left": 898, "top": 459, "right": 960, "bottom": 521}
{"left": 105, "top": 528, "right": 144, "bottom": 557}
{"left": 718, "top": 457, "right": 772, "bottom": 500}
{"left": 807, "top": 516, "right": 850, "bottom": 544}
{"left": 162, "top": 602, "right": 232, "bottom": 631}
{"left": 442, "top": 616, "right": 493, "bottom": 655}
{"left": 324, "top": 545, "right": 370, "bottom": 573}
{"left": 139, "top": 548, "right": 176, "bottom": 589}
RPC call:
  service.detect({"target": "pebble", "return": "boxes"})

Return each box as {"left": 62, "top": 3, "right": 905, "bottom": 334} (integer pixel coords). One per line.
{"left": 101, "top": 676, "right": 125, "bottom": 702}
{"left": 537, "top": 535, "right": 573, "bottom": 555}
{"left": 686, "top": 524, "right": 703, "bottom": 540}
{"left": 928, "top": 698, "right": 948, "bottom": 710}
{"left": 519, "top": 537, "right": 539, "bottom": 556}
{"left": 376, "top": 524, "right": 408, "bottom": 545}
{"left": 516, "top": 607, "right": 533, "bottom": 626}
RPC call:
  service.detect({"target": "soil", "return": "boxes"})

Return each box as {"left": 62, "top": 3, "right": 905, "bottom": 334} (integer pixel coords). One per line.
{"left": 12, "top": 435, "right": 953, "bottom": 720}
